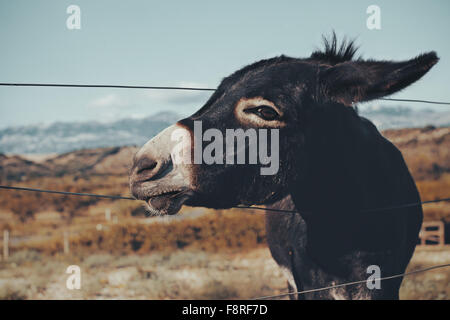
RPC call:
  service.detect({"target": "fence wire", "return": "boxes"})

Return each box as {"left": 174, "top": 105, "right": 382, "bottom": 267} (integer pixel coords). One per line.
{"left": 1, "top": 82, "right": 450, "bottom": 105}
{"left": 253, "top": 263, "right": 450, "bottom": 300}
{"left": 1, "top": 185, "right": 449, "bottom": 215}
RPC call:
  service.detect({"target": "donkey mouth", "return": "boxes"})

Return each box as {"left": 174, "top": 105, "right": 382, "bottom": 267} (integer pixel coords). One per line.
{"left": 144, "top": 189, "right": 192, "bottom": 216}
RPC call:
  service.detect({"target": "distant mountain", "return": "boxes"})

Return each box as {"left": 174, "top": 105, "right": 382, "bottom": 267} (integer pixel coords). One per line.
{"left": 359, "top": 105, "right": 450, "bottom": 130}
{"left": 0, "top": 111, "right": 181, "bottom": 154}
{"left": 1, "top": 127, "right": 448, "bottom": 183}
{"left": 0, "top": 106, "right": 449, "bottom": 155}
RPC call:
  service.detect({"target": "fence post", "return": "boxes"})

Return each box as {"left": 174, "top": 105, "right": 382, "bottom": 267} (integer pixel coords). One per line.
{"left": 64, "top": 231, "right": 69, "bottom": 255}
{"left": 438, "top": 221, "right": 445, "bottom": 247}
{"left": 3, "top": 230, "right": 9, "bottom": 261}
{"left": 105, "top": 208, "right": 111, "bottom": 222}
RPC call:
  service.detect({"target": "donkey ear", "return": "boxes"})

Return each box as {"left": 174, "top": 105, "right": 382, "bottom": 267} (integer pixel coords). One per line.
{"left": 318, "top": 52, "right": 439, "bottom": 105}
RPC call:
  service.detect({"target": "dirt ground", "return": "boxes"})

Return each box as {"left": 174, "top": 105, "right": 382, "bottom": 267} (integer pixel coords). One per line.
{"left": 0, "top": 246, "right": 448, "bottom": 300}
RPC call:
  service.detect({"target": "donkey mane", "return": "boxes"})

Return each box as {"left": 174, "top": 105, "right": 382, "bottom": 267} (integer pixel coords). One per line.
{"left": 310, "top": 32, "right": 359, "bottom": 65}
{"left": 223, "top": 33, "right": 358, "bottom": 89}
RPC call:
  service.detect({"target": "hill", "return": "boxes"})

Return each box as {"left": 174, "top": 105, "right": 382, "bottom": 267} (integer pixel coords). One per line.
{"left": 1, "top": 126, "right": 449, "bottom": 183}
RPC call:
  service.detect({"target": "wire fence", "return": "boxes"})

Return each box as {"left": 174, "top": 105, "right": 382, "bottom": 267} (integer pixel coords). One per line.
{"left": 1, "top": 185, "right": 449, "bottom": 215}
{"left": 1, "top": 184, "right": 449, "bottom": 300}
{"left": 0, "top": 82, "right": 216, "bottom": 91}
{"left": 1, "top": 82, "right": 450, "bottom": 105}
{"left": 253, "top": 263, "right": 450, "bottom": 300}
{"left": 1, "top": 81, "right": 449, "bottom": 300}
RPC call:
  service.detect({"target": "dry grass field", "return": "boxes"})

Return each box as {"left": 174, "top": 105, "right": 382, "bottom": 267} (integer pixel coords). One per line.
{"left": 0, "top": 246, "right": 448, "bottom": 300}
{"left": 0, "top": 126, "right": 449, "bottom": 300}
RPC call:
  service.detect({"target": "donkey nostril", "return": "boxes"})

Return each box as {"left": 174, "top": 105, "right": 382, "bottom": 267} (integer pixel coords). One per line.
{"left": 136, "top": 161, "right": 157, "bottom": 176}
{"left": 134, "top": 157, "right": 160, "bottom": 181}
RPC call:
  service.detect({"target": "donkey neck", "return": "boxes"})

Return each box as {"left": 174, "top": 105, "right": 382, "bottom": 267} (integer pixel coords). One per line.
{"left": 287, "top": 107, "right": 398, "bottom": 263}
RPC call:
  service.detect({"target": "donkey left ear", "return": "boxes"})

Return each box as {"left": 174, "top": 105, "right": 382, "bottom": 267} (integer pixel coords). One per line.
{"left": 318, "top": 52, "right": 439, "bottom": 105}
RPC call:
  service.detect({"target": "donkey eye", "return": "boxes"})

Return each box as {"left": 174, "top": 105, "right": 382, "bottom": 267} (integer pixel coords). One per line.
{"left": 246, "top": 105, "right": 280, "bottom": 121}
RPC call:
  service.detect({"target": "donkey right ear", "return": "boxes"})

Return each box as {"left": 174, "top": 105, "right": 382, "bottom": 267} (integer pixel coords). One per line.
{"left": 318, "top": 52, "right": 439, "bottom": 105}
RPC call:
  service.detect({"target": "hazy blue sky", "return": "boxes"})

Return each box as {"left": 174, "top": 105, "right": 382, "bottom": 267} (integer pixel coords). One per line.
{"left": 1, "top": 0, "right": 449, "bottom": 128}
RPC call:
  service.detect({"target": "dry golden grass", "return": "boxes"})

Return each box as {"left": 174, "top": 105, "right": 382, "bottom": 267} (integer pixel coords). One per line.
{"left": 0, "top": 248, "right": 287, "bottom": 300}
{"left": 416, "top": 173, "right": 450, "bottom": 223}
{"left": 8, "top": 209, "right": 266, "bottom": 255}
{"left": 1, "top": 247, "right": 448, "bottom": 300}
{"left": 0, "top": 161, "right": 449, "bottom": 255}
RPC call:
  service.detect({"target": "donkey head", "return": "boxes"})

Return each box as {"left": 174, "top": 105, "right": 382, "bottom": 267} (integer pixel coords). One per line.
{"left": 129, "top": 35, "right": 438, "bottom": 215}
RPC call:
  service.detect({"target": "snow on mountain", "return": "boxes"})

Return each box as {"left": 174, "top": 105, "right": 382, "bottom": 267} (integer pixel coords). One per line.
{"left": 0, "top": 106, "right": 449, "bottom": 155}
{"left": 0, "top": 111, "right": 182, "bottom": 154}
{"left": 359, "top": 105, "right": 450, "bottom": 130}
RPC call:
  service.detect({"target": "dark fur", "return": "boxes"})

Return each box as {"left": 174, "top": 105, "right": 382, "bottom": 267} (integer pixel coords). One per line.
{"left": 267, "top": 103, "right": 423, "bottom": 299}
